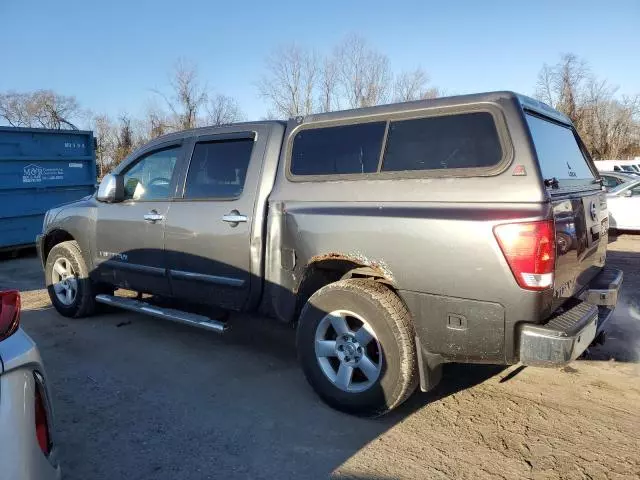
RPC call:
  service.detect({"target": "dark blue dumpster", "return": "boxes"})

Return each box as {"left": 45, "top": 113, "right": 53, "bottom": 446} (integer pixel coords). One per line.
{"left": 0, "top": 126, "right": 97, "bottom": 251}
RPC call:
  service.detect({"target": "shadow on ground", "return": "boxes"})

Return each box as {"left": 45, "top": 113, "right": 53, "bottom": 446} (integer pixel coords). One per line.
{"left": 21, "top": 304, "right": 503, "bottom": 480}
{"left": 5, "top": 236, "right": 640, "bottom": 479}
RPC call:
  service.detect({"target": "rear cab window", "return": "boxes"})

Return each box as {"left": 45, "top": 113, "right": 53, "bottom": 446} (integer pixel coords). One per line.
{"left": 382, "top": 112, "right": 502, "bottom": 172}
{"left": 525, "top": 113, "right": 595, "bottom": 189}
{"left": 289, "top": 111, "right": 504, "bottom": 178}
{"left": 290, "top": 122, "right": 386, "bottom": 176}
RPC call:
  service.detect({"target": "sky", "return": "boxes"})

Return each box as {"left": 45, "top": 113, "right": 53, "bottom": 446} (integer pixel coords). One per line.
{"left": 1, "top": 0, "right": 639, "bottom": 126}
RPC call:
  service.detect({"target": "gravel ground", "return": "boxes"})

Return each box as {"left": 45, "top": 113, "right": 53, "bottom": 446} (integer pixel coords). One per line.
{"left": 1, "top": 236, "right": 639, "bottom": 480}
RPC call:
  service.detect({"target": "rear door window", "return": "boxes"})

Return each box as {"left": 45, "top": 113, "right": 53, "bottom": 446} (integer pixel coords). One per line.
{"left": 290, "top": 122, "right": 386, "bottom": 176}
{"left": 381, "top": 112, "right": 502, "bottom": 172}
{"left": 525, "top": 113, "right": 595, "bottom": 187}
{"left": 183, "top": 139, "right": 254, "bottom": 199}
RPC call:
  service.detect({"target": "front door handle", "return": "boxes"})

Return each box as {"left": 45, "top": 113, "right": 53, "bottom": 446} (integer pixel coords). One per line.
{"left": 222, "top": 210, "right": 247, "bottom": 226}
{"left": 144, "top": 210, "right": 164, "bottom": 223}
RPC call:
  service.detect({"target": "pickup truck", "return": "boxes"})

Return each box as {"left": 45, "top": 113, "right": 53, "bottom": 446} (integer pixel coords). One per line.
{"left": 37, "top": 92, "right": 622, "bottom": 416}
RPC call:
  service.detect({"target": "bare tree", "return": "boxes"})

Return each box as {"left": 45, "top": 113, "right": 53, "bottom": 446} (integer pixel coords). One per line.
{"left": 0, "top": 90, "right": 80, "bottom": 129}
{"left": 318, "top": 56, "right": 339, "bottom": 112}
{"left": 206, "top": 94, "right": 245, "bottom": 126}
{"left": 535, "top": 64, "right": 556, "bottom": 108}
{"left": 257, "top": 36, "right": 441, "bottom": 115}
{"left": 335, "top": 35, "right": 391, "bottom": 108}
{"left": 535, "top": 54, "right": 589, "bottom": 126}
{"left": 393, "top": 68, "right": 439, "bottom": 102}
{"left": 92, "top": 114, "right": 117, "bottom": 178}
{"left": 258, "top": 44, "right": 319, "bottom": 118}
{"left": 139, "top": 101, "right": 171, "bottom": 142}
{"left": 535, "top": 53, "right": 640, "bottom": 159}
{"left": 582, "top": 80, "right": 640, "bottom": 159}
{"left": 0, "top": 92, "right": 31, "bottom": 126}
{"left": 154, "top": 59, "right": 208, "bottom": 130}
{"left": 113, "top": 115, "right": 135, "bottom": 167}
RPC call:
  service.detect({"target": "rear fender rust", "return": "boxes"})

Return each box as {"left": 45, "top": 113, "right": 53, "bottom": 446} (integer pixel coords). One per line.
{"left": 290, "top": 252, "right": 399, "bottom": 324}
{"left": 302, "top": 252, "right": 396, "bottom": 289}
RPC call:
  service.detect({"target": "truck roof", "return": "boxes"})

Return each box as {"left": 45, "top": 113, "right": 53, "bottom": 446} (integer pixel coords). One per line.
{"left": 151, "top": 120, "right": 286, "bottom": 143}
{"left": 296, "top": 91, "right": 572, "bottom": 126}
{"left": 149, "top": 91, "right": 571, "bottom": 146}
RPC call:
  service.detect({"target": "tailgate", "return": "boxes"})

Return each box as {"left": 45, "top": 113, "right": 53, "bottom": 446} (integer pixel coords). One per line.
{"left": 525, "top": 113, "right": 607, "bottom": 305}
{"left": 552, "top": 193, "right": 607, "bottom": 301}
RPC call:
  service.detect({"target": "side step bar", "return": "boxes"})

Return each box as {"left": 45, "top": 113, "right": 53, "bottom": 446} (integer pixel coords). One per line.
{"left": 95, "top": 294, "right": 227, "bottom": 333}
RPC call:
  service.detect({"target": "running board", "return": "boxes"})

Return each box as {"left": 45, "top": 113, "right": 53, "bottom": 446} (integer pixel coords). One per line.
{"left": 95, "top": 294, "right": 227, "bottom": 333}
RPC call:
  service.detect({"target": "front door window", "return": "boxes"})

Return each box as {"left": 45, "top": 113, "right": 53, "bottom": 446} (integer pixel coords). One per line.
{"left": 123, "top": 147, "right": 180, "bottom": 201}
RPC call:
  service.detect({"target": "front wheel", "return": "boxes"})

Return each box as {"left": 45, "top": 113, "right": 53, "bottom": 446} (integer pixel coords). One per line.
{"left": 45, "top": 240, "right": 96, "bottom": 318}
{"left": 297, "top": 279, "right": 418, "bottom": 416}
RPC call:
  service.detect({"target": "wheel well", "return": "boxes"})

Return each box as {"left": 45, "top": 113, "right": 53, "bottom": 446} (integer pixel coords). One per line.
{"left": 294, "top": 258, "right": 395, "bottom": 321}
{"left": 43, "top": 230, "right": 75, "bottom": 261}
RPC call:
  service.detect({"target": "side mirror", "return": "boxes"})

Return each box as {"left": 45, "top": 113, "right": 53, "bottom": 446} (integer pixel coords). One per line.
{"left": 623, "top": 190, "right": 633, "bottom": 198}
{"left": 96, "top": 174, "right": 125, "bottom": 203}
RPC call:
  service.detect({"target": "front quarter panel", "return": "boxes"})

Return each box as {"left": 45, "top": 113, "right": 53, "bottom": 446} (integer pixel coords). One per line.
{"left": 43, "top": 197, "right": 98, "bottom": 269}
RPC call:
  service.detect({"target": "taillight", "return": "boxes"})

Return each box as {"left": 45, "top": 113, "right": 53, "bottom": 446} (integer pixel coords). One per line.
{"left": 34, "top": 374, "right": 52, "bottom": 457}
{"left": 0, "top": 290, "right": 20, "bottom": 341}
{"left": 493, "top": 220, "right": 555, "bottom": 291}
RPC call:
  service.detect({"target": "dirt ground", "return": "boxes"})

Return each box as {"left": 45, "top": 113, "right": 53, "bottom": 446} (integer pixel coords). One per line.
{"left": 1, "top": 235, "right": 639, "bottom": 480}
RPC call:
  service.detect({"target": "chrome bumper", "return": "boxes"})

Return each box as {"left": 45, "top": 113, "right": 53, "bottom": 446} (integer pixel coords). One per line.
{"left": 519, "top": 268, "right": 623, "bottom": 367}
{"left": 581, "top": 267, "right": 623, "bottom": 307}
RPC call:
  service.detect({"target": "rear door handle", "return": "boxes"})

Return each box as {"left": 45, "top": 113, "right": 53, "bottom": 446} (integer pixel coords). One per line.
{"left": 222, "top": 210, "right": 247, "bottom": 226}
{"left": 144, "top": 211, "right": 164, "bottom": 222}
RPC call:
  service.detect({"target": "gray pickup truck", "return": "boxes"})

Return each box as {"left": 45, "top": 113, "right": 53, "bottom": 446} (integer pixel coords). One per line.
{"left": 38, "top": 92, "right": 622, "bottom": 415}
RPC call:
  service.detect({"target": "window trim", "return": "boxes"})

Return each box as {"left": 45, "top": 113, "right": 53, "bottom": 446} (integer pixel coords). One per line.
{"left": 119, "top": 142, "right": 183, "bottom": 203}
{"left": 176, "top": 131, "right": 257, "bottom": 202}
{"left": 285, "top": 104, "right": 513, "bottom": 182}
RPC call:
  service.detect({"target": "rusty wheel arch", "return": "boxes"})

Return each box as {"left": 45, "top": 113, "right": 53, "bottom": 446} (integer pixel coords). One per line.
{"left": 292, "top": 253, "right": 398, "bottom": 322}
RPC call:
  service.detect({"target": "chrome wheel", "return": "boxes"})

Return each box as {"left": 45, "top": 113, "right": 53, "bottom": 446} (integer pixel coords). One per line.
{"left": 314, "top": 309, "right": 382, "bottom": 393}
{"left": 51, "top": 257, "right": 78, "bottom": 306}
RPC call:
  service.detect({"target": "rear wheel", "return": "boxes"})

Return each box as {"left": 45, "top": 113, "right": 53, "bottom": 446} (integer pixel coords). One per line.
{"left": 45, "top": 241, "right": 96, "bottom": 318}
{"left": 297, "top": 279, "right": 418, "bottom": 416}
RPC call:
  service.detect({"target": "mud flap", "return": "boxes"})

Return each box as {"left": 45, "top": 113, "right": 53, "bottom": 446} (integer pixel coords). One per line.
{"left": 416, "top": 336, "right": 443, "bottom": 392}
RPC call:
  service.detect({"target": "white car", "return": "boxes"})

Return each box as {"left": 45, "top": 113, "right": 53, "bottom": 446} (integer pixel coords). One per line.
{"left": 607, "top": 179, "right": 640, "bottom": 231}
{"left": 0, "top": 290, "right": 61, "bottom": 479}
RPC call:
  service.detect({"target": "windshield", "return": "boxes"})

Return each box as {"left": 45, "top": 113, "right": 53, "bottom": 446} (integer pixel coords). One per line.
{"left": 610, "top": 179, "right": 640, "bottom": 195}
{"left": 526, "top": 113, "right": 595, "bottom": 187}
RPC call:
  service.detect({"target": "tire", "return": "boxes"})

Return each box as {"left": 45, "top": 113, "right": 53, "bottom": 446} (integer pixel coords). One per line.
{"left": 297, "top": 279, "right": 418, "bottom": 416}
{"left": 45, "top": 240, "right": 96, "bottom": 318}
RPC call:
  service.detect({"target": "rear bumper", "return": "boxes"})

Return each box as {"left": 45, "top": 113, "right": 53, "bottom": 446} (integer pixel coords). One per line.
{"left": 519, "top": 267, "right": 623, "bottom": 367}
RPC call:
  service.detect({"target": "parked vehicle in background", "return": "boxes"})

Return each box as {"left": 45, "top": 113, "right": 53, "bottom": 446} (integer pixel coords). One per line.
{"left": 607, "top": 179, "right": 640, "bottom": 231}
{"left": 0, "top": 291, "right": 60, "bottom": 479}
{"left": 38, "top": 92, "right": 622, "bottom": 416}
{"left": 599, "top": 172, "right": 637, "bottom": 191}
{"left": 0, "top": 126, "right": 97, "bottom": 253}
{"left": 594, "top": 160, "right": 640, "bottom": 175}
